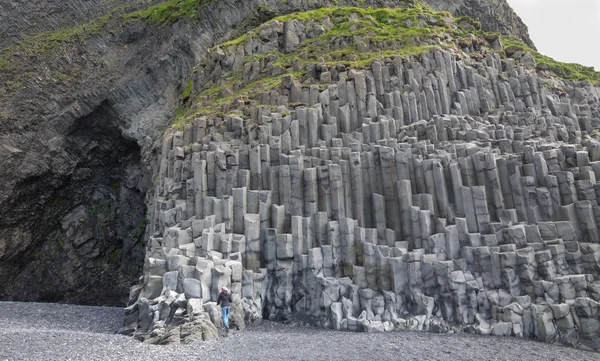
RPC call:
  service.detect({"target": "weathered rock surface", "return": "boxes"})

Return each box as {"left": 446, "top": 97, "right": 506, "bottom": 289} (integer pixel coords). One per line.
{"left": 122, "top": 9, "right": 600, "bottom": 350}
{"left": 0, "top": 0, "right": 162, "bottom": 49}
{"left": 0, "top": 0, "right": 424, "bottom": 305}
{"left": 0, "top": 0, "right": 595, "bottom": 355}
{"left": 0, "top": 0, "right": 535, "bottom": 305}
{"left": 422, "top": 0, "right": 534, "bottom": 48}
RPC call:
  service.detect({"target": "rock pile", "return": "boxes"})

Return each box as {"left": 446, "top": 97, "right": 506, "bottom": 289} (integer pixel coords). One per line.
{"left": 122, "top": 10, "right": 600, "bottom": 350}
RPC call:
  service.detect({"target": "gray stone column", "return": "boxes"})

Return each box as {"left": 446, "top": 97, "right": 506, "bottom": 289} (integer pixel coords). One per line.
{"left": 361, "top": 152, "right": 373, "bottom": 228}
{"left": 279, "top": 165, "right": 291, "bottom": 218}
{"left": 410, "top": 206, "right": 422, "bottom": 249}
{"left": 186, "top": 179, "right": 195, "bottom": 220}
{"left": 244, "top": 214, "right": 261, "bottom": 272}
{"left": 349, "top": 152, "right": 365, "bottom": 227}
{"left": 340, "top": 160, "right": 354, "bottom": 221}
{"left": 193, "top": 156, "right": 208, "bottom": 220}
{"left": 340, "top": 217, "right": 356, "bottom": 277}
{"left": 314, "top": 212, "right": 328, "bottom": 247}
{"left": 215, "top": 150, "right": 227, "bottom": 198}
{"left": 557, "top": 171, "right": 578, "bottom": 205}
{"left": 461, "top": 186, "right": 478, "bottom": 233}
{"left": 303, "top": 167, "right": 318, "bottom": 218}
{"left": 472, "top": 186, "right": 490, "bottom": 234}
{"left": 222, "top": 195, "right": 233, "bottom": 233}
{"left": 508, "top": 160, "right": 527, "bottom": 222}
{"left": 249, "top": 146, "right": 261, "bottom": 190}
{"left": 373, "top": 193, "right": 387, "bottom": 241}
{"left": 302, "top": 216, "right": 314, "bottom": 258}
{"left": 261, "top": 144, "right": 271, "bottom": 190}
{"left": 270, "top": 165, "right": 280, "bottom": 206}
{"left": 432, "top": 159, "right": 448, "bottom": 218}
{"left": 289, "top": 155, "right": 304, "bottom": 217}
{"left": 379, "top": 146, "right": 400, "bottom": 236}
{"left": 233, "top": 187, "right": 247, "bottom": 235}
{"left": 317, "top": 166, "right": 331, "bottom": 220}
{"left": 397, "top": 180, "right": 414, "bottom": 243}
{"left": 546, "top": 175, "right": 562, "bottom": 220}
{"left": 329, "top": 164, "right": 345, "bottom": 221}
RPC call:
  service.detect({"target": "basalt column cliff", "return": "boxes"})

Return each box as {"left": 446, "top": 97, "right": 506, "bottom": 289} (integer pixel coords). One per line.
{"left": 0, "top": 0, "right": 599, "bottom": 352}
{"left": 121, "top": 5, "right": 600, "bottom": 350}
{"left": 0, "top": 0, "right": 531, "bottom": 308}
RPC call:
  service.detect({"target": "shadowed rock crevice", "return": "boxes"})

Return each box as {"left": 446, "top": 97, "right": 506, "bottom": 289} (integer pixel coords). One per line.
{"left": 0, "top": 101, "right": 149, "bottom": 306}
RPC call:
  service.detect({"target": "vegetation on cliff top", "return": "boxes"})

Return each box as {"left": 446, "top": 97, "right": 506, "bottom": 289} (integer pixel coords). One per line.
{"left": 124, "top": 0, "right": 217, "bottom": 25}
{"left": 172, "top": 4, "right": 600, "bottom": 129}
{"left": 171, "top": 6, "right": 483, "bottom": 125}
{"left": 500, "top": 36, "right": 600, "bottom": 84}
{"left": 1, "top": 0, "right": 598, "bottom": 106}
{"left": 0, "top": 0, "right": 219, "bottom": 97}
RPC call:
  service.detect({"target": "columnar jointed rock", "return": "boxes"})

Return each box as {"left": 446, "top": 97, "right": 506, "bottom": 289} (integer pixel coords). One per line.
{"left": 124, "top": 10, "right": 600, "bottom": 351}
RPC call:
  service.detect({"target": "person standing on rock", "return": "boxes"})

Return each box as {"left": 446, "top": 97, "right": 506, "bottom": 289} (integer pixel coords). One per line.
{"left": 217, "top": 286, "right": 233, "bottom": 329}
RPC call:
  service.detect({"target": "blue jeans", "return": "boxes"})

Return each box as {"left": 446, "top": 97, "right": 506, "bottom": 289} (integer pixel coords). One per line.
{"left": 221, "top": 306, "right": 230, "bottom": 328}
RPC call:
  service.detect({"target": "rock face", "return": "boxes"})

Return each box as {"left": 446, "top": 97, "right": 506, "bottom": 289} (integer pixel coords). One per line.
{"left": 0, "top": 0, "right": 533, "bottom": 51}
{"left": 0, "top": 0, "right": 594, "bottom": 351}
{"left": 422, "top": 0, "right": 534, "bottom": 48}
{"left": 0, "top": 0, "right": 162, "bottom": 49}
{"left": 0, "top": 0, "right": 534, "bottom": 305}
{"left": 122, "top": 9, "right": 600, "bottom": 350}
{"left": 0, "top": 0, "right": 423, "bottom": 305}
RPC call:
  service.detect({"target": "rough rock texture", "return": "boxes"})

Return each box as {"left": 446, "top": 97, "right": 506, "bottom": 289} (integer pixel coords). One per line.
{"left": 0, "top": 0, "right": 162, "bottom": 49}
{"left": 0, "top": 0, "right": 423, "bottom": 305}
{"left": 124, "top": 10, "right": 600, "bottom": 351}
{"left": 0, "top": 0, "right": 533, "bottom": 51}
{"left": 0, "top": 0, "right": 533, "bottom": 305}
{"left": 422, "top": 0, "right": 534, "bottom": 48}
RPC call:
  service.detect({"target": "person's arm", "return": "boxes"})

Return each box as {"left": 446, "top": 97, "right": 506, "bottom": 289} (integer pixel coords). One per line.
{"left": 229, "top": 294, "right": 232, "bottom": 303}
{"left": 217, "top": 294, "right": 221, "bottom": 306}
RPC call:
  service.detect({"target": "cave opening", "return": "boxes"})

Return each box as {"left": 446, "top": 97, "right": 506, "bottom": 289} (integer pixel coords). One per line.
{"left": 0, "top": 100, "right": 151, "bottom": 307}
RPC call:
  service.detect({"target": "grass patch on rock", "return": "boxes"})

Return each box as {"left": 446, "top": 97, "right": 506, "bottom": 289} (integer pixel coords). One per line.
{"left": 124, "top": 0, "right": 217, "bottom": 25}
{"left": 501, "top": 36, "right": 600, "bottom": 84}
{"left": 0, "top": 0, "right": 217, "bottom": 97}
{"left": 172, "top": 5, "right": 464, "bottom": 126}
{"left": 170, "top": 3, "right": 600, "bottom": 130}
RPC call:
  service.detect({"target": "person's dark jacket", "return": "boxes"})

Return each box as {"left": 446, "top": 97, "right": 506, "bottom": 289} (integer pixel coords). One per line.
{"left": 217, "top": 291, "right": 232, "bottom": 307}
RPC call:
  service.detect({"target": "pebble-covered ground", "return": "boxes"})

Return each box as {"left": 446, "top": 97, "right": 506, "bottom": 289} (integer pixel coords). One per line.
{"left": 0, "top": 302, "right": 597, "bottom": 361}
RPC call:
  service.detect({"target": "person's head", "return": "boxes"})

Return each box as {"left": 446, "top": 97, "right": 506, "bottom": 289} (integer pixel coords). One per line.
{"left": 221, "top": 286, "right": 228, "bottom": 293}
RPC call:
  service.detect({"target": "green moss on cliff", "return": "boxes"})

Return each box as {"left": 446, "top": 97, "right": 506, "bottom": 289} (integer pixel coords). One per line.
{"left": 501, "top": 36, "right": 600, "bottom": 84}
{"left": 172, "top": 4, "right": 600, "bottom": 130}
{"left": 173, "top": 5, "right": 460, "bottom": 125}
{"left": 223, "top": 5, "right": 456, "bottom": 72}
{"left": 172, "top": 72, "right": 301, "bottom": 129}
{"left": 0, "top": 0, "right": 223, "bottom": 97}
{"left": 180, "top": 77, "right": 194, "bottom": 100}
{"left": 276, "top": 7, "right": 452, "bottom": 67}
{"left": 124, "top": 0, "right": 217, "bottom": 25}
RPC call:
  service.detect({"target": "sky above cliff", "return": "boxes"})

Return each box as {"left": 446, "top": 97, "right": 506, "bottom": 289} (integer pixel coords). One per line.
{"left": 507, "top": 0, "right": 600, "bottom": 71}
